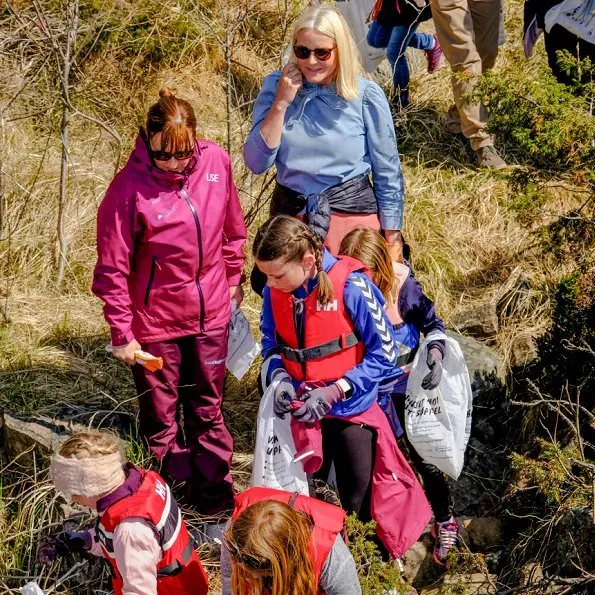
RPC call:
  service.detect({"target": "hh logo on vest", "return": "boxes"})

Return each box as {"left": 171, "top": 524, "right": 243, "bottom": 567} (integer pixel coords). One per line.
{"left": 316, "top": 300, "right": 338, "bottom": 312}
{"left": 155, "top": 480, "right": 167, "bottom": 501}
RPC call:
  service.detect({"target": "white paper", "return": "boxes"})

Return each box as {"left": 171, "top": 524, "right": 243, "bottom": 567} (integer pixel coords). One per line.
{"left": 20, "top": 583, "right": 45, "bottom": 595}
{"left": 226, "top": 304, "right": 260, "bottom": 380}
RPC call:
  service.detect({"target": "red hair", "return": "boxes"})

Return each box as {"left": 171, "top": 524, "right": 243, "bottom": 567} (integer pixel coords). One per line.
{"left": 144, "top": 88, "right": 196, "bottom": 152}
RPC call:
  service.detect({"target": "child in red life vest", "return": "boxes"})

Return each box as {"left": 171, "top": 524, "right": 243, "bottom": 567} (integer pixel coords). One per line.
{"left": 339, "top": 228, "right": 458, "bottom": 566}
{"left": 221, "top": 486, "right": 361, "bottom": 595}
{"left": 254, "top": 215, "right": 431, "bottom": 559}
{"left": 39, "top": 430, "right": 208, "bottom": 595}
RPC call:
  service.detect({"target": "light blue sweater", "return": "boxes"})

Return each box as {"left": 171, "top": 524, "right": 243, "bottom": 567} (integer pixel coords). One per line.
{"left": 243, "top": 72, "right": 405, "bottom": 230}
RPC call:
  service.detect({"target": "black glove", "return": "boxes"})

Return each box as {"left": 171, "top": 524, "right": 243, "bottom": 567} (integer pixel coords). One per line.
{"left": 272, "top": 370, "right": 296, "bottom": 419}
{"left": 422, "top": 347, "right": 443, "bottom": 390}
{"left": 37, "top": 530, "right": 91, "bottom": 565}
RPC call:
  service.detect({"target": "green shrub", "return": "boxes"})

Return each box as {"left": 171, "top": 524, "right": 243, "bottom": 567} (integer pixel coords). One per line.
{"left": 474, "top": 66, "right": 595, "bottom": 179}
{"left": 346, "top": 514, "right": 409, "bottom": 594}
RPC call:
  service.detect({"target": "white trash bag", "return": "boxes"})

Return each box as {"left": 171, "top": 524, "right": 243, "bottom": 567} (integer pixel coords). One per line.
{"left": 336, "top": 0, "right": 385, "bottom": 73}
{"left": 226, "top": 302, "right": 261, "bottom": 380}
{"left": 405, "top": 331, "right": 473, "bottom": 479}
{"left": 251, "top": 366, "right": 309, "bottom": 494}
{"left": 20, "top": 583, "right": 44, "bottom": 595}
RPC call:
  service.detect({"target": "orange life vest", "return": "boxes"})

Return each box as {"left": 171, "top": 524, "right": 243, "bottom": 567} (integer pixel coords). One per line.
{"left": 96, "top": 469, "right": 208, "bottom": 595}
{"left": 232, "top": 486, "right": 346, "bottom": 593}
{"left": 270, "top": 256, "right": 366, "bottom": 382}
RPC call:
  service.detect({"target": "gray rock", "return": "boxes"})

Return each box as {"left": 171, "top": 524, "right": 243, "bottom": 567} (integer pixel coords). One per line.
{"left": 518, "top": 562, "right": 544, "bottom": 586}
{"left": 401, "top": 529, "right": 443, "bottom": 589}
{"left": 2, "top": 412, "right": 73, "bottom": 464}
{"left": 1, "top": 412, "right": 123, "bottom": 466}
{"left": 451, "top": 300, "right": 499, "bottom": 339}
{"left": 552, "top": 507, "right": 595, "bottom": 574}
{"left": 452, "top": 438, "right": 508, "bottom": 517}
{"left": 420, "top": 573, "right": 498, "bottom": 594}
{"left": 447, "top": 331, "right": 506, "bottom": 406}
{"left": 461, "top": 517, "right": 503, "bottom": 551}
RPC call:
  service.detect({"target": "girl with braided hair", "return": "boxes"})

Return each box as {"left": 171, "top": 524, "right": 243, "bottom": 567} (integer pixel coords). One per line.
{"left": 253, "top": 215, "right": 432, "bottom": 560}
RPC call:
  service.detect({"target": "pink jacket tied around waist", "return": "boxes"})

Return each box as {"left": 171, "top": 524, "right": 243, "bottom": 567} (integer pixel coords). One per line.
{"left": 292, "top": 401, "right": 432, "bottom": 559}
{"left": 92, "top": 134, "right": 246, "bottom": 346}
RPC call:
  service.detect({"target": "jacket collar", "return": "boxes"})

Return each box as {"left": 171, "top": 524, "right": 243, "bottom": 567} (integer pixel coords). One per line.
{"left": 298, "top": 81, "right": 348, "bottom": 110}
{"left": 130, "top": 130, "right": 200, "bottom": 189}
{"left": 287, "top": 80, "right": 348, "bottom": 127}
{"left": 96, "top": 463, "right": 143, "bottom": 513}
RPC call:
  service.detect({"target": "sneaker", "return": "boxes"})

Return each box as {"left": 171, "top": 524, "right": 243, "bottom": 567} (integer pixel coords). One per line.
{"left": 431, "top": 517, "right": 459, "bottom": 566}
{"left": 475, "top": 145, "right": 508, "bottom": 170}
{"left": 425, "top": 34, "right": 443, "bottom": 73}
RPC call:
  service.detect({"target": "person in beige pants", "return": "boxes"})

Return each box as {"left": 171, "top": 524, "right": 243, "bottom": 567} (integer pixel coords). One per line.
{"left": 429, "top": 0, "right": 508, "bottom": 169}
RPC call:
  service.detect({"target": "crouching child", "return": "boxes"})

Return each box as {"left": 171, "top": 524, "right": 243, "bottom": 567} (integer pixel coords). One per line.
{"left": 39, "top": 430, "right": 208, "bottom": 595}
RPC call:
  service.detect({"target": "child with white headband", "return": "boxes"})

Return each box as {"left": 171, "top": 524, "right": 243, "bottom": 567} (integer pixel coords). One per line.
{"left": 39, "top": 430, "right": 208, "bottom": 595}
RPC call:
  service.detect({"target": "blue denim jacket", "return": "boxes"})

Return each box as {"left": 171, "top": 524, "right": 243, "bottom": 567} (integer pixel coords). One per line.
{"left": 244, "top": 72, "right": 405, "bottom": 230}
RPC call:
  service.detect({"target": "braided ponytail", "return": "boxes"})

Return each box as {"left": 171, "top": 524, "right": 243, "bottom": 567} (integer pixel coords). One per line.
{"left": 310, "top": 233, "right": 334, "bottom": 306}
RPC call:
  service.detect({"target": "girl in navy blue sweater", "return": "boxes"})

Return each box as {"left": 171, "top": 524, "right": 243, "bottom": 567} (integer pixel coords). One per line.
{"left": 340, "top": 228, "right": 458, "bottom": 566}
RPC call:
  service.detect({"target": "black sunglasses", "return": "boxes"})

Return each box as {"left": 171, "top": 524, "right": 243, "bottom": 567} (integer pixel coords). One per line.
{"left": 293, "top": 45, "right": 335, "bottom": 62}
{"left": 149, "top": 147, "right": 194, "bottom": 162}
{"left": 225, "top": 538, "right": 271, "bottom": 571}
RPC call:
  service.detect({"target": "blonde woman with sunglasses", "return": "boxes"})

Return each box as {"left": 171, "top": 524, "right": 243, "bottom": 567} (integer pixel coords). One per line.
{"left": 244, "top": 5, "right": 406, "bottom": 295}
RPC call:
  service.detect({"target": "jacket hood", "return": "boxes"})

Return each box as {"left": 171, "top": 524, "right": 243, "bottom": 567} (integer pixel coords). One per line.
{"left": 129, "top": 130, "right": 201, "bottom": 189}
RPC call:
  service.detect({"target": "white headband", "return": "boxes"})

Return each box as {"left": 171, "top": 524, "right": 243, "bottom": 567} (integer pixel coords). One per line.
{"left": 50, "top": 452, "right": 126, "bottom": 501}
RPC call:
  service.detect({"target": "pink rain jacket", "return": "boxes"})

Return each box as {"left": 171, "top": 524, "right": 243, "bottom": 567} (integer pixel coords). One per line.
{"left": 292, "top": 401, "right": 432, "bottom": 559}
{"left": 92, "top": 134, "right": 246, "bottom": 346}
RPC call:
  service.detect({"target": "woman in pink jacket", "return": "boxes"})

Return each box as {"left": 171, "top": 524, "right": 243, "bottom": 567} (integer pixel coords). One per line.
{"left": 92, "top": 89, "right": 247, "bottom": 516}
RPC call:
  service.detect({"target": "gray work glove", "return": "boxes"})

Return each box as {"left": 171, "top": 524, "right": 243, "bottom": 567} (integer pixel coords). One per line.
{"left": 292, "top": 383, "right": 344, "bottom": 424}
{"left": 272, "top": 370, "right": 296, "bottom": 419}
{"left": 422, "top": 347, "right": 443, "bottom": 390}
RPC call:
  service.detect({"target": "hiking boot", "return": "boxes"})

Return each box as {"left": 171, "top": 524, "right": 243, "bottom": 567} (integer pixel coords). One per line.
{"left": 425, "top": 34, "right": 443, "bottom": 73}
{"left": 431, "top": 517, "right": 459, "bottom": 566}
{"left": 475, "top": 145, "right": 508, "bottom": 170}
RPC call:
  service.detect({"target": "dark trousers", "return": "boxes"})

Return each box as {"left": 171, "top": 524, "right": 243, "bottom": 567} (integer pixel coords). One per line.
{"left": 314, "top": 418, "right": 375, "bottom": 522}
{"left": 393, "top": 395, "right": 453, "bottom": 522}
{"left": 545, "top": 24, "right": 595, "bottom": 87}
{"left": 132, "top": 326, "right": 235, "bottom": 514}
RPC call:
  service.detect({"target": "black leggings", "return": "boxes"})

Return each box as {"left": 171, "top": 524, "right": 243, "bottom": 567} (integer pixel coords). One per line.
{"left": 314, "top": 418, "right": 375, "bottom": 522}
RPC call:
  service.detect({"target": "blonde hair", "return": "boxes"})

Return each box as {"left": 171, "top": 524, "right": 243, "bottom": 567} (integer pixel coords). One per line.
{"left": 339, "top": 228, "right": 396, "bottom": 306}
{"left": 226, "top": 500, "right": 317, "bottom": 595}
{"left": 292, "top": 5, "right": 362, "bottom": 100}
{"left": 253, "top": 215, "right": 334, "bottom": 306}
{"left": 59, "top": 430, "right": 123, "bottom": 460}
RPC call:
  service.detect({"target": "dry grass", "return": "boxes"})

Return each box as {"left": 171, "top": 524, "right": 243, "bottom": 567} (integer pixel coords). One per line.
{"left": 0, "top": 0, "right": 593, "bottom": 592}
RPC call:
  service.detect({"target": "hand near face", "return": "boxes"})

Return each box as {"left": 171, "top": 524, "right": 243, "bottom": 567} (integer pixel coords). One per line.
{"left": 275, "top": 63, "right": 302, "bottom": 109}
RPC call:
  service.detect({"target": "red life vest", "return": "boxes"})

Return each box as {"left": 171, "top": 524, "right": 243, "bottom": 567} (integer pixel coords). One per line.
{"left": 96, "top": 469, "right": 208, "bottom": 595}
{"left": 232, "top": 487, "right": 346, "bottom": 592}
{"left": 270, "top": 256, "right": 366, "bottom": 382}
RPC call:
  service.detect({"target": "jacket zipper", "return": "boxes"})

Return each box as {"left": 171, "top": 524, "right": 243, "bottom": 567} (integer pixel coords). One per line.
{"left": 144, "top": 256, "right": 158, "bottom": 307}
{"left": 179, "top": 186, "right": 205, "bottom": 333}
